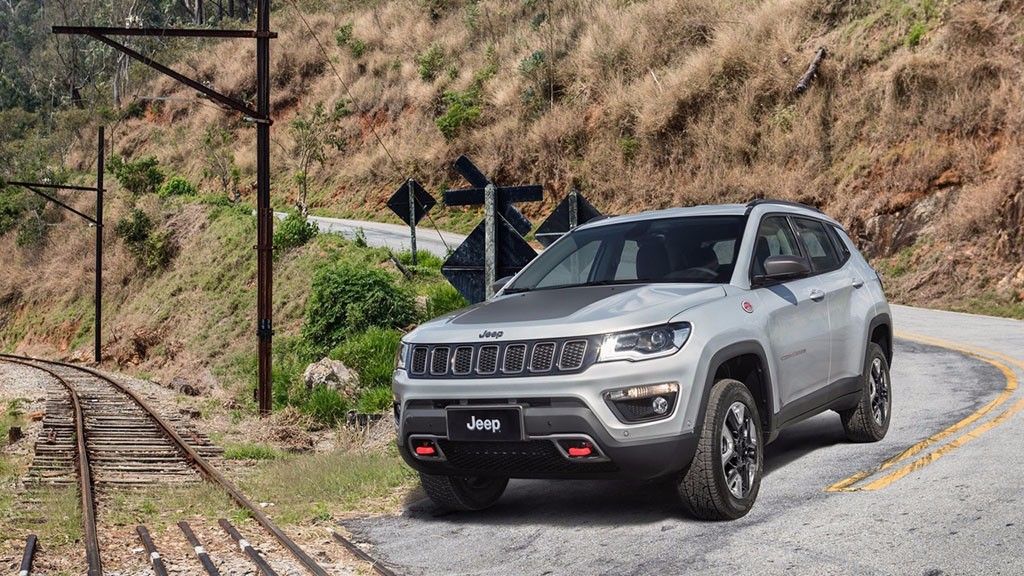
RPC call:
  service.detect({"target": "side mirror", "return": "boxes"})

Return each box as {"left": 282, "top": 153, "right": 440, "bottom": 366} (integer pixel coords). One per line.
{"left": 491, "top": 276, "right": 513, "bottom": 294}
{"left": 754, "top": 255, "right": 811, "bottom": 285}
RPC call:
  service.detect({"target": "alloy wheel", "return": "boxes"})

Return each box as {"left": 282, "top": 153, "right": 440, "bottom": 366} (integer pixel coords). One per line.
{"left": 720, "top": 401, "right": 758, "bottom": 499}
{"left": 869, "top": 357, "right": 890, "bottom": 426}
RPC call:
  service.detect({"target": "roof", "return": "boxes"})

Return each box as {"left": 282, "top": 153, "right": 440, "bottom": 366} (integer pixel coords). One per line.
{"left": 577, "top": 201, "right": 839, "bottom": 230}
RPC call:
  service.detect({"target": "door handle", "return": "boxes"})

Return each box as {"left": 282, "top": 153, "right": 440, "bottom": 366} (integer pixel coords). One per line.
{"left": 808, "top": 288, "right": 825, "bottom": 301}
{"left": 852, "top": 277, "right": 864, "bottom": 288}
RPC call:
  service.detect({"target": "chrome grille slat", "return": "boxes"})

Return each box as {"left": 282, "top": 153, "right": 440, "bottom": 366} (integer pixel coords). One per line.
{"left": 559, "top": 340, "right": 588, "bottom": 370}
{"left": 452, "top": 346, "right": 474, "bottom": 375}
{"left": 503, "top": 344, "right": 527, "bottom": 373}
{"left": 430, "top": 347, "right": 451, "bottom": 375}
{"left": 477, "top": 345, "right": 499, "bottom": 374}
{"left": 530, "top": 342, "right": 556, "bottom": 372}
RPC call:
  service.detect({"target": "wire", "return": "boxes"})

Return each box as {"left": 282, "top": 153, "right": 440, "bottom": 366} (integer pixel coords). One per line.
{"left": 282, "top": 0, "right": 451, "bottom": 253}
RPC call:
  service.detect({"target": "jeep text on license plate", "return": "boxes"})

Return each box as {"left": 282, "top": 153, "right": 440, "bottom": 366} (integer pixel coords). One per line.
{"left": 446, "top": 407, "right": 524, "bottom": 442}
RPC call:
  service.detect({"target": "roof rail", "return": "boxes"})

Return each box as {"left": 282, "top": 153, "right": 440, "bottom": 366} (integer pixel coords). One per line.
{"left": 744, "top": 198, "right": 823, "bottom": 215}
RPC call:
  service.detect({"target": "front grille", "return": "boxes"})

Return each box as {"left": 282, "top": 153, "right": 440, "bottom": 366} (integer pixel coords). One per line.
{"left": 411, "top": 347, "right": 428, "bottom": 374}
{"left": 430, "top": 347, "right": 450, "bottom": 375}
{"left": 559, "top": 340, "right": 588, "bottom": 370}
{"left": 530, "top": 343, "right": 556, "bottom": 372}
{"left": 452, "top": 346, "right": 473, "bottom": 375}
{"left": 477, "top": 345, "right": 498, "bottom": 374}
{"left": 437, "top": 440, "right": 618, "bottom": 475}
{"left": 407, "top": 337, "right": 600, "bottom": 379}
{"left": 503, "top": 344, "right": 527, "bottom": 373}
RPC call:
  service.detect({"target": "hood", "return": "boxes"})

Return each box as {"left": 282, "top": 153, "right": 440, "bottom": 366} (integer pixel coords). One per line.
{"left": 408, "top": 284, "right": 726, "bottom": 343}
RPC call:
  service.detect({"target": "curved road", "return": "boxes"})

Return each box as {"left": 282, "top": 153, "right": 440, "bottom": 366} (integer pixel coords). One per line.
{"left": 345, "top": 305, "right": 1024, "bottom": 576}
{"left": 276, "top": 212, "right": 465, "bottom": 257}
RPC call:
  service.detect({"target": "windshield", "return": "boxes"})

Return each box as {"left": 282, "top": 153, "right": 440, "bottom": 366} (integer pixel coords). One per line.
{"left": 506, "top": 215, "right": 746, "bottom": 293}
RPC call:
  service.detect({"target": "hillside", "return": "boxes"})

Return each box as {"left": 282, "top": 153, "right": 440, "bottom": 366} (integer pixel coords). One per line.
{"left": 2, "top": 0, "right": 1024, "bottom": 378}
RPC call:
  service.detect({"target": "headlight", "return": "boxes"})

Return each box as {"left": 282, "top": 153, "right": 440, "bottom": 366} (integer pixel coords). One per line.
{"left": 395, "top": 341, "right": 408, "bottom": 370}
{"left": 598, "top": 322, "right": 691, "bottom": 362}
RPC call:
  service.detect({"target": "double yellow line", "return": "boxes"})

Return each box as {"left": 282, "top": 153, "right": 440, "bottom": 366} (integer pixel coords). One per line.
{"left": 826, "top": 331, "right": 1024, "bottom": 492}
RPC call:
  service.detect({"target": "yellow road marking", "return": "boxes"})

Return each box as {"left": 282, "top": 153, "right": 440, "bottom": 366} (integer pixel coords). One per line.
{"left": 826, "top": 331, "right": 1021, "bottom": 492}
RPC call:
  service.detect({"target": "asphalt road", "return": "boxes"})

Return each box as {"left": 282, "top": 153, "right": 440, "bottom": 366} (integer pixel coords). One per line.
{"left": 275, "top": 212, "right": 464, "bottom": 257}
{"left": 346, "top": 304, "right": 1024, "bottom": 576}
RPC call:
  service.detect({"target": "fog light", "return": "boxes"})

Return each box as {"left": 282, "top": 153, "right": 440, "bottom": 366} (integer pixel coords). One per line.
{"left": 652, "top": 396, "right": 669, "bottom": 415}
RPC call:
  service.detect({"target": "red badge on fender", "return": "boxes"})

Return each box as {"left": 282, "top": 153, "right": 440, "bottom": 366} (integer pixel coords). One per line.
{"left": 742, "top": 301, "right": 754, "bottom": 313}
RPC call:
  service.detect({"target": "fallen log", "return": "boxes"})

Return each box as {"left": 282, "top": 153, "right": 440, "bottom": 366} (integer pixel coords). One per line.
{"left": 794, "top": 47, "right": 827, "bottom": 94}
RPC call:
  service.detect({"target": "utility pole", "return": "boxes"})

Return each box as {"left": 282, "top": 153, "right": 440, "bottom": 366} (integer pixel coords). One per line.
{"left": 6, "top": 128, "right": 105, "bottom": 363}
{"left": 54, "top": 4, "right": 277, "bottom": 415}
{"left": 255, "top": 0, "right": 273, "bottom": 416}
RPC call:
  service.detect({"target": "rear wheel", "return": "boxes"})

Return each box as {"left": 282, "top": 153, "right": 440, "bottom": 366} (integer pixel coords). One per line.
{"left": 677, "top": 378, "right": 763, "bottom": 520}
{"left": 839, "top": 343, "right": 891, "bottom": 442}
{"left": 419, "top": 473, "right": 508, "bottom": 512}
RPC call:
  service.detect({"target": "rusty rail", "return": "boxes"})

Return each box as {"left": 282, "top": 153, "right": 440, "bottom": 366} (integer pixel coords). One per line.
{"left": 0, "top": 357, "right": 102, "bottom": 576}
{"left": 0, "top": 354, "right": 330, "bottom": 576}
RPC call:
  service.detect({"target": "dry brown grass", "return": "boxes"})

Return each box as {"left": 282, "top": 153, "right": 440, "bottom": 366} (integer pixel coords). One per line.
{"left": 13, "top": 0, "right": 1024, "bottom": 329}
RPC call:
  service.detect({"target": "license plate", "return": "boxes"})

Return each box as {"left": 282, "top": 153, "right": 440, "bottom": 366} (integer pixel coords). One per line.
{"left": 446, "top": 407, "right": 523, "bottom": 442}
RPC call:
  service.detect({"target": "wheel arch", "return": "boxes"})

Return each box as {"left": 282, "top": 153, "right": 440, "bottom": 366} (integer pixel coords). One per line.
{"left": 701, "top": 341, "right": 777, "bottom": 442}
{"left": 868, "top": 313, "right": 892, "bottom": 365}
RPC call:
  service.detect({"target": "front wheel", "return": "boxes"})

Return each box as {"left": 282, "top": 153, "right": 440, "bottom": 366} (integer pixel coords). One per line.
{"left": 839, "top": 343, "right": 891, "bottom": 442}
{"left": 677, "top": 378, "right": 763, "bottom": 520}
{"left": 419, "top": 473, "right": 508, "bottom": 512}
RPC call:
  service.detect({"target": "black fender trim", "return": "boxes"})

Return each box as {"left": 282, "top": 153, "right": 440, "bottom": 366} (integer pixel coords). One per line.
{"left": 867, "top": 312, "right": 893, "bottom": 365}
{"left": 697, "top": 340, "right": 778, "bottom": 443}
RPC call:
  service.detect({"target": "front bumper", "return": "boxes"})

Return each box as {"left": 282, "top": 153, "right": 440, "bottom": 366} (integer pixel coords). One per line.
{"left": 396, "top": 399, "right": 698, "bottom": 480}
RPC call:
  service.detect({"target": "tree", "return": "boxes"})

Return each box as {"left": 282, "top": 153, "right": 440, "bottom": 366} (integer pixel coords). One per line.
{"left": 201, "top": 125, "right": 240, "bottom": 200}
{"left": 289, "top": 101, "right": 344, "bottom": 215}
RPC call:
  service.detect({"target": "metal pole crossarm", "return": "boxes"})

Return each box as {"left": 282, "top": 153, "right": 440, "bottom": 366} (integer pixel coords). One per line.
{"left": 18, "top": 185, "right": 99, "bottom": 225}
{"left": 52, "top": 26, "right": 277, "bottom": 39}
{"left": 54, "top": 28, "right": 264, "bottom": 120}
{"left": 5, "top": 181, "right": 100, "bottom": 192}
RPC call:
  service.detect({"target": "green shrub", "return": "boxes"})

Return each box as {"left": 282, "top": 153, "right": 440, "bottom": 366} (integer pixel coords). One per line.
{"left": 157, "top": 175, "right": 198, "bottom": 198}
{"left": 115, "top": 209, "right": 175, "bottom": 271}
{"left": 424, "top": 283, "right": 468, "bottom": 318}
{"left": 332, "top": 327, "right": 401, "bottom": 389}
{"left": 416, "top": 44, "right": 446, "bottom": 81}
{"left": 436, "top": 88, "right": 482, "bottom": 140}
{"left": 906, "top": 21, "right": 926, "bottom": 47}
{"left": 15, "top": 214, "right": 46, "bottom": 248}
{"left": 273, "top": 211, "right": 318, "bottom": 253}
{"left": 303, "top": 264, "right": 416, "bottom": 350}
{"left": 0, "top": 187, "right": 24, "bottom": 236}
{"left": 108, "top": 155, "right": 164, "bottom": 196}
{"left": 357, "top": 387, "right": 393, "bottom": 413}
{"left": 349, "top": 39, "right": 367, "bottom": 58}
{"left": 335, "top": 22, "right": 354, "bottom": 47}
{"left": 114, "top": 208, "right": 153, "bottom": 246}
{"left": 303, "top": 386, "right": 349, "bottom": 426}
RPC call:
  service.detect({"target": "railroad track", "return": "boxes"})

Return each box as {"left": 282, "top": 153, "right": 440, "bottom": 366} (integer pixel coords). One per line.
{"left": 1, "top": 354, "right": 395, "bottom": 576}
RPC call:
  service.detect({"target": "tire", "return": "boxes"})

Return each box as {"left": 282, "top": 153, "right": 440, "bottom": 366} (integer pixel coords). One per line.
{"left": 840, "top": 343, "right": 891, "bottom": 442}
{"left": 677, "top": 378, "right": 763, "bottom": 520}
{"left": 419, "top": 473, "right": 509, "bottom": 512}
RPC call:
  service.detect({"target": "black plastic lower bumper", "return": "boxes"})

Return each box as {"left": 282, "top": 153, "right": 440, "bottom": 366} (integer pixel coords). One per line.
{"left": 397, "top": 401, "right": 698, "bottom": 480}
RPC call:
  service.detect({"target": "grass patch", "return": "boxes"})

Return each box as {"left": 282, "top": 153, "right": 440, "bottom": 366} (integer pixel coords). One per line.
{"left": 102, "top": 484, "right": 236, "bottom": 530}
{"left": 332, "top": 327, "right": 401, "bottom": 390}
{"left": 949, "top": 294, "right": 1024, "bottom": 320}
{"left": 224, "top": 442, "right": 281, "bottom": 461}
{"left": 241, "top": 450, "right": 413, "bottom": 524}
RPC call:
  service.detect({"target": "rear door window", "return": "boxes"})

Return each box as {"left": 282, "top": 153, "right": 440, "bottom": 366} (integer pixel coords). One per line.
{"left": 792, "top": 218, "right": 841, "bottom": 273}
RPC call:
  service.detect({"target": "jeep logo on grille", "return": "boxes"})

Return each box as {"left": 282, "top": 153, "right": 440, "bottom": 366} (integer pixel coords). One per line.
{"left": 466, "top": 416, "right": 501, "bottom": 433}
{"left": 478, "top": 330, "right": 504, "bottom": 339}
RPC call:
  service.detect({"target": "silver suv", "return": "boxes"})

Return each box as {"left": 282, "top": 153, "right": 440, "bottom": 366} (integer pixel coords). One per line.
{"left": 393, "top": 200, "right": 892, "bottom": 520}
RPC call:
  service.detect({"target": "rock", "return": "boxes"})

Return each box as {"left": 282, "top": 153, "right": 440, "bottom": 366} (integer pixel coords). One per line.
{"left": 7, "top": 426, "right": 23, "bottom": 444}
{"left": 302, "top": 358, "right": 358, "bottom": 397}
{"left": 171, "top": 377, "right": 201, "bottom": 397}
{"left": 415, "top": 295, "right": 429, "bottom": 315}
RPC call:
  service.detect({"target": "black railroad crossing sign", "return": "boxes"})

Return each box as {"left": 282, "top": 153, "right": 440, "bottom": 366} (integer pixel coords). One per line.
{"left": 386, "top": 178, "right": 436, "bottom": 226}
{"left": 441, "top": 217, "right": 538, "bottom": 305}
{"left": 534, "top": 190, "right": 604, "bottom": 247}
{"left": 441, "top": 155, "right": 543, "bottom": 304}
{"left": 445, "top": 155, "right": 539, "bottom": 235}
